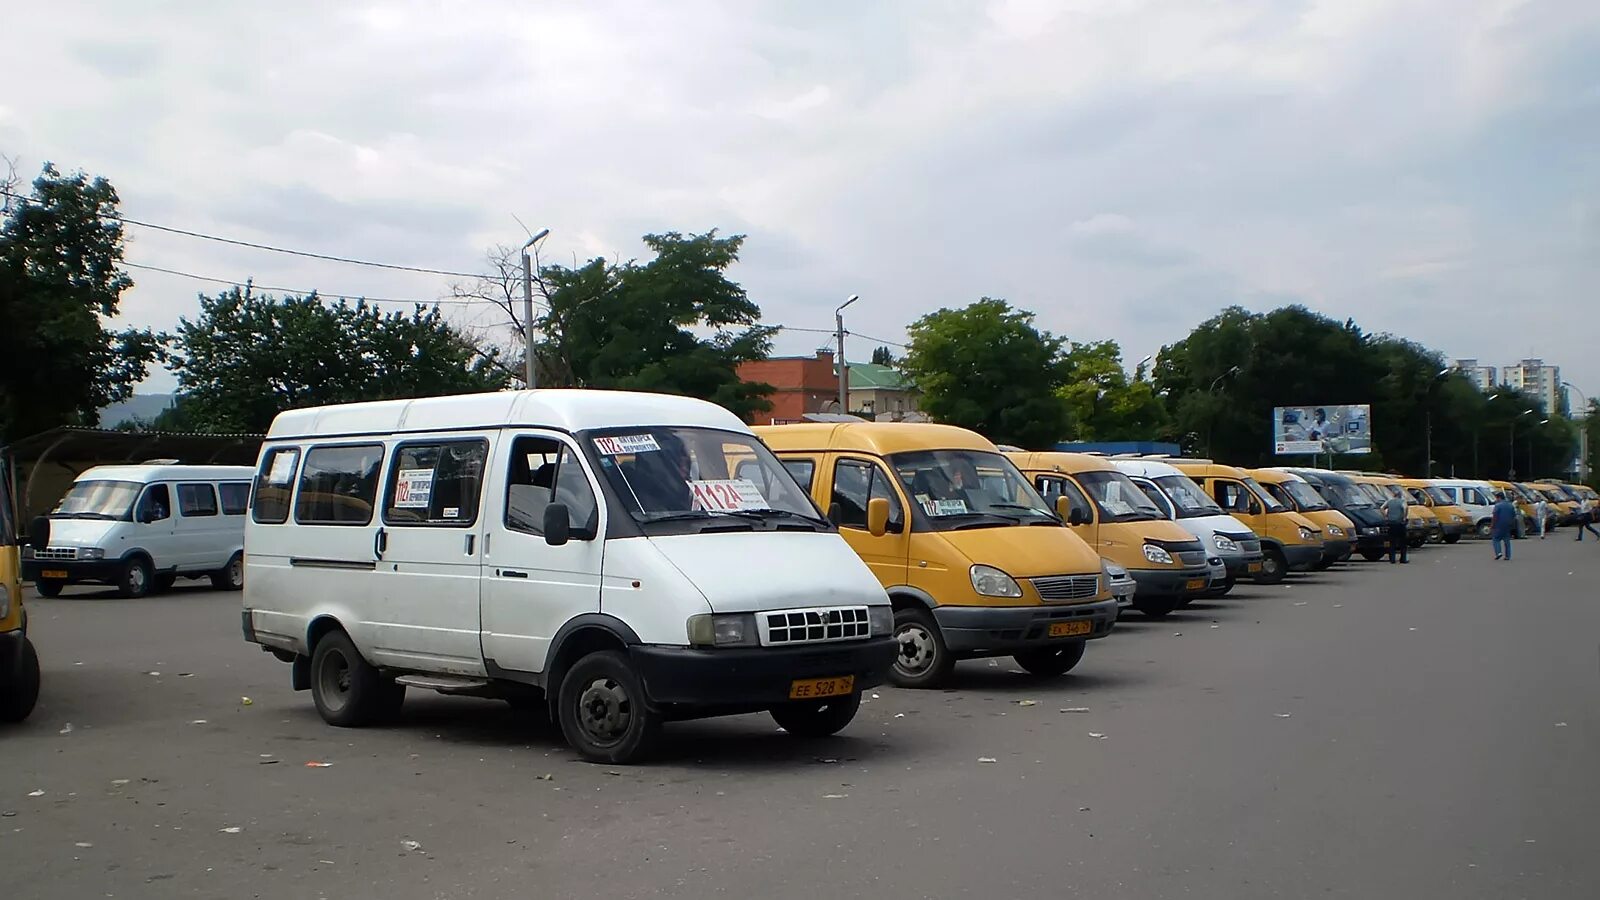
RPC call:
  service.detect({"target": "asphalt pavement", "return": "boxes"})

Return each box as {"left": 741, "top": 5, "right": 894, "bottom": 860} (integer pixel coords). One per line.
{"left": 3, "top": 536, "right": 1598, "bottom": 899}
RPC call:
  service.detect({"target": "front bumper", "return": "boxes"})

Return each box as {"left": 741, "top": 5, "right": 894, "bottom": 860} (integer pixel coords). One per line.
{"left": 1350, "top": 527, "right": 1387, "bottom": 551}
{"left": 933, "top": 598, "right": 1118, "bottom": 655}
{"left": 1129, "top": 565, "right": 1214, "bottom": 598}
{"left": 630, "top": 636, "right": 898, "bottom": 709}
{"left": 1109, "top": 579, "right": 1137, "bottom": 609}
{"left": 1284, "top": 544, "right": 1324, "bottom": 571}
{"left": 22, "top": 559, "right": 122, "bottom": 584}
{"left": 1441, "top": 522, "right": 1467, "bottom": 539}
{"left": 1221, "top": 551, "right": 1266, "bottom": 579}
{"left": 1319, "top": 539, "right": 1351, "bottom": 564}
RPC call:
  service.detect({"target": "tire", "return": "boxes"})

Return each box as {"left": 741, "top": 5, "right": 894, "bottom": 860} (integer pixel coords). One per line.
{"left": 153, "top": 573, "right": 178, "bottom": 593}
{"left": 1253, "top": 546, "right": 1288, "bottom": 584}
{"left": 117, "top": 557, "right": 153, "bottom": 599}
{"left": 1311, "top": 556, "right": 1333, "bottom": 571}
{"left": 1407, "top": 538, "right": 1425, "bottom": 549}
{"left": 771, "top": 691, "right": 861, "bottom": 738}
{"left": 210, "top": 553, "right": 244, "bottom": 591}
{"left": 33, "top": 580, "right": 64, "bottom": 598}
{"left": 1207, "top": 577, "right": 1235, "bottom": 598}
{"left": 890, "top": 606, "right": 955, "bottom": 688}
{"left": 1444, "top": 534, "right": 1460, "bottom": 545}
{"left": 1475, "top": 520, "right": 1492, "bottom": 538}
{"left": 1359, "top": 549, "right": 1385, "bottom": 562}
{"left": 0, "top": 637, "right": 41, "bottom": 723}
{"left": 556, "top": 650, "right": 660, "bottom": 764}
{"left": 310, "top": 629, "right": 404, "bottom": 727}
{"left": 1012, "top": 641, "right": 1087, "bottom": 676}
{"left": 1135, "top": 597, "right": 1179, "bottom": 618}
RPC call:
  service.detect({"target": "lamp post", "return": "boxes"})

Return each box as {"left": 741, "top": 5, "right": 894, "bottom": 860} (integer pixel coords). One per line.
{"left": 1205, "top": 366, "right": 1240, "bottom": 458}
{"left": 1565, "top": 382, "right": 1591, "bottom": 482}
{"left": 1424, "top": 367, "right": 1452, "bottom": 477}
{"left": 520, "top": 228, "right": 551, "bottom": 388}
{"left": 1509, "top": 408, "right": 1534, "bottom": 479}
{"left": 835, "top": 294, "right": 859, "bottom": 415}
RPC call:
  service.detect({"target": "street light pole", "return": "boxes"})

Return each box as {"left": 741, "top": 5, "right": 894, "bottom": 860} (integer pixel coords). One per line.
{"left": 835, "top": 294, "right": 859, "bottom": 415}
{"left": 1509, "top": 408, "right": 1533, "bottom": 479}
{"left": 1424, "top": 367, "right": 1452, "bottom": 478}
{"left": 520, "top": 228, "right": 551, "bottom": 389}
{"left": 1529, "top": 418, "right": 1549, "bottom": 477}
{"left": 1205, "top": 366, "right": 1240, "bottom": 458}
{"left": 1564, "top": 382, "right": 1591, "bottom": 483}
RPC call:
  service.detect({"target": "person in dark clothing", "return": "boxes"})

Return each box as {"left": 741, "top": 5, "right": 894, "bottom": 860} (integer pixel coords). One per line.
{"left": 1577, "top": 501, "right": 1600, "bottom": 542}
{"left": 1381, "top": 493, "right": 1408, "bottom": 564}
{"left": 1490, "top": 493, "right": 1517, "bottom": 560}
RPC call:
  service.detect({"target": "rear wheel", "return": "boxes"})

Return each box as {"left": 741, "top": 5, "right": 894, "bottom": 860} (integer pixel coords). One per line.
{"left": 117, "top": 557, "right": 153, "bottom": 599}
{"left": 1254, "top": 547, "right": 1288, "bottom": 583}
{"left": 771, "top": 692, "right": 861, "bottom": 737}
{"left": 1475, "top": 520, "right": 1492, "bottom": 538}
{"left": 210, "top": 553, "right": 244, "bottom": 591}
{"left": 557, "top": 650, "right": 660, "bottom": 764}
{"left": 890, "top": 606, "right": 954, "bottom": 688}
{"left": 1012, "top": 641, "right": 1086, "bottom": 676}
{"left": 310, "top": 630, "right": 404, "bottom": 727}
{"left": 0, "top": 638, "right": 41, "bottom": 723}
{"left": 33, "top": 580, "right": 64, "bottom": 598}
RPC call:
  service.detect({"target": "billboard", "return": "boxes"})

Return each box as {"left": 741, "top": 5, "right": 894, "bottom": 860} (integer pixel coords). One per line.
{"left": 1273, "top": 405, "right": 1372, "bottom": 455}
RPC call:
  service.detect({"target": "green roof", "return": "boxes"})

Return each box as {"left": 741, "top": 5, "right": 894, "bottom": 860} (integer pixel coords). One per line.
{"left": 844, "top": 362, "right": 915, "bottom": 390}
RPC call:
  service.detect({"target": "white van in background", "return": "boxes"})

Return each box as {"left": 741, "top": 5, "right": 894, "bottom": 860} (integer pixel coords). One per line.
{"left": 22, "top": 464, "right": 253, "bottom": 598}
{"left": 1112, "top": 458, "right": 1265, "bottom": 594}
{"left": 1430, "top": 479, "right": 1498, "bottom": 537}
{"left": 241, "top": 390, "right": 897, "bottom": 764}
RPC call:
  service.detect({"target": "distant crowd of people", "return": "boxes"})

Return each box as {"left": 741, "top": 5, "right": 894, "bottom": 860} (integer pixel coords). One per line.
{"left": 1486, "top": 490, "right": 1599, "bottom": 561}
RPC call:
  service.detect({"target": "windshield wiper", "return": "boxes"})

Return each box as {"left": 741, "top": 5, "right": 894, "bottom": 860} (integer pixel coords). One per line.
{"left": 988, "top": 503, "right": 1048, "bottom": 515}
{"left": 720, "top": 508, "right": 828, "bottom": 526}
{"left": 639, "top": 511, "right": 722, "bottom": 523}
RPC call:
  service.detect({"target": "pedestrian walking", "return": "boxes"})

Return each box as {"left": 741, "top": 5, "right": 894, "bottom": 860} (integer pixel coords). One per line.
{"left": 1490, "top": 492, "right": 1517, "bottom": 560}
{"left": 1577, "top": 499, "right": 1600, "bottom": 542}
{"left": 1381, "top": 492, "right": 1409, "bottom": 564}
{"left": 1534, "top": 497, "right": 1548, "bottom": 539}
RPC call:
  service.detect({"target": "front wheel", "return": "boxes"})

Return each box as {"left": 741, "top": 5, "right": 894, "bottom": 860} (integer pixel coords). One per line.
{"left": 117, "top": 557, "right": 153, "bottom": 599}
{"left": 1444, "top": 534, "right": 1461, "bottom": 545}
{"left": 1012, "top": 641, "right": 1086, "bottom": 676}
{"left": 557, "top": 650, "right": 660, "bottom": 764}
{"left": 1359, "top": 548, "right": 1385, "bottom": 562}
{"left": 1253, "top": 547, "right": 1288, "bottom": 584}
{"left": 210, "top": 553, "right": 244, "bottom": 591}
{"left": 310, "top": 630, "right": 405, "bottom": 727}
{"left": 890, "top": 607, "right": 955, "bottom": 688}
{"left": 1475, "top": 520, "right": 1492, "bottom": 538}
{"left": 33, "top": 580, "right": 64, "bottom": 598}
{"left": 0, "top": 637, "right": 41, "bottom": 723}
{"left": 771, "top": 692, "right": 861, "bottom": 738}
{"left": 1407, "top": 537, "right": 1425, "bottom": 549}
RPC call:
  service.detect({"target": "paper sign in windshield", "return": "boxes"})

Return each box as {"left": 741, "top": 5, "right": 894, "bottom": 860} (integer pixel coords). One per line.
{"left": 267, "top": 452, "right": 298, "bottom": 486}
{"left": 689, "top": 479, "right": 766, "bottom": 512}
{"left": 917, "top": 495, "right": 969, "bottom": 516}
{"left": 594, "top": 434, "right": 661, "bottom": 455}
{"left": 393, "top": 468, "right": 435, "bottom": 508}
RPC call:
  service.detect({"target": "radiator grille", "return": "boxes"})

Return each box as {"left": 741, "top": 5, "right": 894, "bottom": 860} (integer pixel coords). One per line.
{"left": 1030, "top": 575, "right": 1102, "bottom": 602}
{"left": 759, "top": 607, "right": 871, "bottom": 646}
{"left": 34, "top": 546, "right": 78, "bottom": 561}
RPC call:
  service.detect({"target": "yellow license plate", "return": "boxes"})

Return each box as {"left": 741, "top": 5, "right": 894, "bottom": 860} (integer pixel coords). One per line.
{"left": 1048, "top": 620, "right": 1093, "bottom": 638}
{"left": 1185, "top": 578, "right": 1208, "bottom": 590}
{"left": 789, "top": 675, "right": 854, "bottom": 700}
{"left": 41, "top": 570, "right": 68, "bottom": 580}
{"left": 1247, "top": 562, "right": 1263, "bottom": 573}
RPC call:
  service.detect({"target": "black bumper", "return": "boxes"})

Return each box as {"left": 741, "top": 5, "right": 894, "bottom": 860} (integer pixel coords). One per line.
{"left": 1319, "top": 539, "right": 1351, "bottom": 564}
{"left": 630, "top": 637, "right": 898, "bottom": 708}
{"left": 1129, "top": 566, "right": 1214, "bottom": 598}
{"left": 1441, "top": 523, "right": 1467, "bottom": 539}
{"left": 1223, "top": 552, "right": 1266, "bottom": 578}
{"left": 933, "top": 599, "right": 1118, "bottom": 655}
{"left": 1284, "top": 544, "right": 1324, "bottom": 571}
{"left": 1352, "top": 529, "right": 1387, "bottom": 551}
{"left": 23, "top": 559, "right": 121, "bottom": 584}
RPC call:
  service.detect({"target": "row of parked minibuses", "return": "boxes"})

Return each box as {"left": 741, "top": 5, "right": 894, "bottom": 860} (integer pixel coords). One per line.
{"left": 9, "top": 390, "right": 1595, "bottom": 760}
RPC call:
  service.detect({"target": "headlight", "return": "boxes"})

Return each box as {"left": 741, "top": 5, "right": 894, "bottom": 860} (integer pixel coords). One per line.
{"left": 1325, "top": 525, "right": 1344, "bottom": 537}
{"left": 970, "top": 564, "right": 1023, "bottom": 598}
{"left": 79, "top": 547, "right": 106, "bottom": 561}
{"left": 868, "top": 605, "right": 894, "bottom": 636}
{"left": 1408, "top": 518, "right": 1422, "bottom": 527}
{"left": 1213, "top": 534, "right": 1239, "bottom": 553}
{"left": 686, "top": 613, "right": 759, "bottom": 647}
{"left": 1142, "top": 544, "right": 1173, "bottom": 565}
{"left": 1362, "top": 526, "right": 1381, "bottom": 535}
{"left": 1298, "top": 526, "right": 1315, "bottom": 541}
{"left": 0, "top": 584, "right": 9, "bottom": 620}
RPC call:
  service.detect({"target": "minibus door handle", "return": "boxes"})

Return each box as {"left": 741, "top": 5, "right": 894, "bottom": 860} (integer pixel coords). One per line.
{"left": 374, "top": 527, "right": 387, "bottom": 560}
{"left": 464, "top": 534, "right": 475, "bottom": 555}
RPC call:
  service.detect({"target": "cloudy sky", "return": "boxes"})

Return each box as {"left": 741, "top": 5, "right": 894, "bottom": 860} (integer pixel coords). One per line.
{"left": 3, "top": 0, "right": 1598, "bottom": 398}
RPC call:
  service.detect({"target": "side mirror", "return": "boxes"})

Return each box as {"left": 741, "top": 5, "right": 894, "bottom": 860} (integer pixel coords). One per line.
{"left": 139, "top": 507, "right": 158, "bottom": 524}
{"left": 827, "top": 502, "right": 843, "bottom": 526}
{"left": 27, "top": 515, "right": 50, "bottom": 550}
{"left": 543, "top": 503, "right": 571, "bottom": 546}
{"left": 1248, "top": 500, "right": 1262, "bottom": 515}
{"left": 866, "top": 497, "right": 890, "bottom": 537}
{"left": 1069, "top": 506, "right": 1089, "bottom": 527}
{"left": 1055, "top": 495, "right": 1073, "bottom": 523}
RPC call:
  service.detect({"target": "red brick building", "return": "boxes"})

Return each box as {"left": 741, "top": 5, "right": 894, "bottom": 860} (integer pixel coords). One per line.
{"left": 737, "top": 350, "right": 842, "bottom": 424}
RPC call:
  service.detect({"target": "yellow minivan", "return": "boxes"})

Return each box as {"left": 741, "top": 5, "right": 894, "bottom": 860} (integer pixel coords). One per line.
{"left": 1247, "top": 469, "right": 1353, "bottom": 568}
{"left": 1168, "top": 461, "right": 1324, "bottom": 582}
{"left": 1529, "top": 482, "right": 1581, "bottom": 527}
{"left": 2, "top": 461, "right": 41, "bottom": 722}
{"left": 757, "top": 423, "right": 1117, "bottom": 688}
{"left": 1007, "top": 452, "right": 1214, "bottom": 618}
{"left": 1346, "top": 473, "right": 1430, "bottom": 550}
{"left": 1486, "top": 480, "right": 1535, "bottom": 535}
{"left": 1396, "top": 478, "right": 1470, "bottom": 544}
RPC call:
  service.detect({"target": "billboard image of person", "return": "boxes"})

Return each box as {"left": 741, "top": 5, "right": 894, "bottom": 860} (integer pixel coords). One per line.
{"left": 1274, "top": 405, "right": 1371, "bottom": 455}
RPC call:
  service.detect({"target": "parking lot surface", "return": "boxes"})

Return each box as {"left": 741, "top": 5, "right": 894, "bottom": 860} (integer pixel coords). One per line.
{"left": 4, "top": 539, "right": 1598, "bottom": 899}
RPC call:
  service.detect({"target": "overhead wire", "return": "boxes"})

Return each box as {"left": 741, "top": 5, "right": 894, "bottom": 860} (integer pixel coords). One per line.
{"left": 122, "top": 261, "right": 533, "bottom": 309}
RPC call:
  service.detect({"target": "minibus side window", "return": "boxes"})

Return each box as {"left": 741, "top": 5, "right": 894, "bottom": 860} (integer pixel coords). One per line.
{"left": 1262, "top": 483, "right": 1294, "bottom": 509}
{"left": 295, "top": 444, "right": 385, "bottom": 526}
{"left": 219, "top": 482, "right": 250, "bottom": 516}
{"left": 506, "top": 438, "right": 599, "bottom": 539}
{"left": 1214, "top": 481, "right": 1256, "bottom": 515}
{"left": 1034, "top": 475, "right": 1093, "bottom": 523}
{"left": 138, "top": 484, "right": 172, "bottom": 523}
{"left": 382, "top": 440, "right": 488, "bottom": 527}
{"left": 831, "top": 459, "right": 903, "bottom": 532}
{"left": 1133, "top": 480, "right": 1174, "bottom": 518}
{"left": 780, "top": 459, "right": 816, "bottom": 493}
{"left": 1462, "top": 487, "right": 1486, "bottom": 506}
{"left": 178, "top": 483, "right": 218, "bottom": 517}
{"left": 253, "top": 448, "right": 300, "bottom": 524}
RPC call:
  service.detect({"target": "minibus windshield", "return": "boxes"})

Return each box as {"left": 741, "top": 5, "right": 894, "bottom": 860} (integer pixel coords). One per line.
{"left": 1152, "top": 475, "right": 1224, "bottom": 519}
{"left": 52, "top": 480, "right": 142, "bottom": 520}
{"left": 1323, "top": 481, "right": 1375, "bottom": 508}
{"left": 1281, "top": 480, "right": 1329, "bottom": 511}
{"left": 1425, "top": 487, "right": 1454, "bottom": 505}
{"left": 591, "top": 427, "right": 824, "bottom": 528}
{"left": 1077, "top": 471, "right": 1163, "bottom": 522}
{"left": 1243, "top": 478, "right": 1287, "bottom": 512}
{"left": 1356, "top": 483, "right": 1387, "bottom": 504}
{"left": 889, "top": 449, "right": 1056, "bottom": 529}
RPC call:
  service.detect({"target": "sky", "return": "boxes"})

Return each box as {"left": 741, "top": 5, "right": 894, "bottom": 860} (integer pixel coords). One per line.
{"left": 3, "top": 0, "right": 1597, "bottom": 401}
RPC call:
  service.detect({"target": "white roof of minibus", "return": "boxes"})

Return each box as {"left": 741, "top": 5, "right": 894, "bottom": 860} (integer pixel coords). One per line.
{"left": 265, "top": 389, "right": 747, "bottom": 440}
{"left": 1111, "top": 458, "right": 1186, "bottom": 479}
{"left": 77, "top": 464, "right": 256, "bottom": 484}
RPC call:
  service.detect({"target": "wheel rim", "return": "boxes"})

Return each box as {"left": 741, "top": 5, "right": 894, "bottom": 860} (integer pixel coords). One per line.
{"left": 317, "top": 648, "right": 352, "bottom": 713}
{"left": 575, "top": 677, "right": 633, "bottom": 748}
{"left": 229, "top": 558, "right": 243, "bottom": 586}
{"left": 895, "top": 621, "right": 936, "bottom": 677}
{"left": 128, "top": 565, "right": 147, "bottom": 593}
{"left": 1262, "top": 556, "right": 1282, "bottom": 577}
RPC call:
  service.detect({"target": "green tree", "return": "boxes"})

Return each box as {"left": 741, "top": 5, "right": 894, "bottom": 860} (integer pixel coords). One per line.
{"left": 531, "top": 231, "right": 774, "bottom": 421}
{"left": 0, "top": 163, "right": 163, "bottom": 440}
{"left": 900, "top": 298, "right": 1072, "bottom": 448}
{"left": 165, "top": 286, "right": 511, "bottom": 433}
{"left": 1058, "top": 340, "right": 1171, "bottom": 441}
{"left": 870, "top": 346, "right": 896, "bottom": 367}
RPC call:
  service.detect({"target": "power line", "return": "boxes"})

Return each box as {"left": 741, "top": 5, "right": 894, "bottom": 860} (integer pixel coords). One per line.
{"left": 123, "top": 261, "right": 526, "bottom": 309}
{"left": 0, "top": 188, "right": 490, "bottom": 280}
{"left": 847, "top": 329, "right": 909, "bottom": 349}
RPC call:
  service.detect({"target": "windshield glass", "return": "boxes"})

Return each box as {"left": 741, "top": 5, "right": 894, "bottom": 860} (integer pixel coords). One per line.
{"left": 1243, "top": 477, "right": 1287, "bottom": 512}
{"left": 1077, "top": 471, "right": 1163, "bottom": 521}
{"left": 1406, "top": 487, "right": 1430, "bottom": 505}
{"left": 1153, "top": 475, "right": 1224, "bottom": 518}
{"left": 590, "top": 427, "right": 822, "bottom": 526}
{"left": 1425, "top": 487, "right": 1455, "bottom": 505}
{"left": 888, "top": 449, "right": 1056, "bottom": 529}
{"left": 1356, "top": 483, "right": 1387, "bottom": 504}
{"left": 1326, "top": 482, "right": 1374, "bottom": 507}
{"left": 53, "top": 480, "right": 142, "bottom": 519}
{"left": 1282, "top": 480, "right": 1329, "bottom": 511}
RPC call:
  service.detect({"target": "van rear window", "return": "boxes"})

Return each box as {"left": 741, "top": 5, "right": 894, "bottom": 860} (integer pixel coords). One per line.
{"left": 178, "top": 483, "right": 218, "bottom": 517}
{"left": 295, "top": 444, "right": 384, "bottom": 525}
{"left": 219, "top": 482, "right": 250, "bottom": 516}
{"left": 253, "top": 448, "right": 300, "bottom": 524}
{"left": 382, "top": 440, "right": 488, "bottom": 527}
